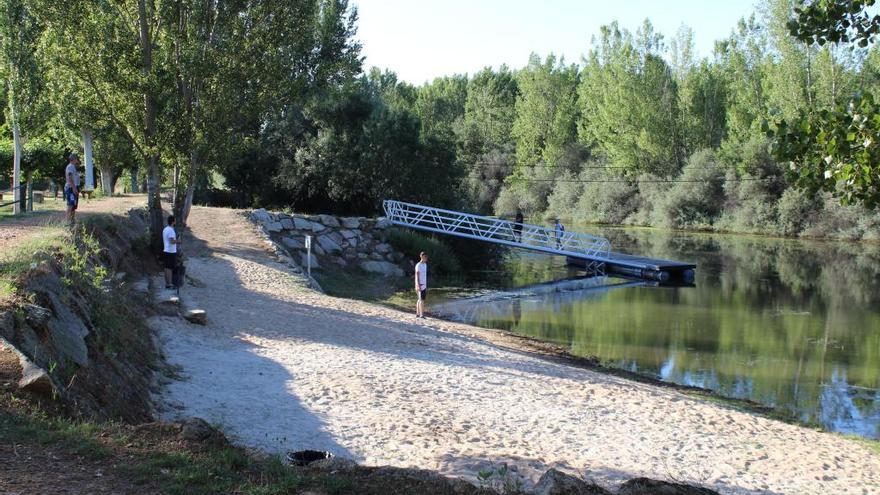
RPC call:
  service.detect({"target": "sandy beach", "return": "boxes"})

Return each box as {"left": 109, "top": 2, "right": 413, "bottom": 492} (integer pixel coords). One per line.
{"left": 152, "top": 207, "right": 880, "bottom": 494}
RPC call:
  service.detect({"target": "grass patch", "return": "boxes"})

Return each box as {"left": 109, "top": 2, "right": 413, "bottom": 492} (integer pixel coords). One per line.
{"left": 386, "top": 227, "right": 462, "bottom": 277}
{"left": 0, "top": 196, "right": 68, "bottom": 220}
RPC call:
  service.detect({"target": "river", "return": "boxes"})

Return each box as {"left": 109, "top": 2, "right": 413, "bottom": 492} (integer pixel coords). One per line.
{"left": 425, "top": 227, "right": 880, "bottom": 440}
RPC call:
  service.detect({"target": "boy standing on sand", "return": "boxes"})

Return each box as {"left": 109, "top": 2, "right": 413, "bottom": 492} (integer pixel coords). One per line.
{"left": 163, "top": 215, "right": 181, "bottom": 289}
{"left": 415, "top": 252, "right": 428, "bottom": 318}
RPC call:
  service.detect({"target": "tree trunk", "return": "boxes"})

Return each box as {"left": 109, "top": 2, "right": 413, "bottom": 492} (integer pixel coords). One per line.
{"left": 139, "top": 0, "right": 163, "bottom": 247}
{"left": 99, "top": 163, "right": 115, "bottom": 195}
{"left": 179, "top": 151, "right": 198, "bottom": 228}
{"left": 130, "top": 166, "right": 140, "bottom": 193}
{"left": 12, "top": 119, "right": 22, "bottom": 215}
{"left": 82, "top": 128, "right": 95, "bottom": 191}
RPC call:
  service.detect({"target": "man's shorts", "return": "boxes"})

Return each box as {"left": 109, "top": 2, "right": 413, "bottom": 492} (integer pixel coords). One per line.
{"left": 64, "top": 187, "right": 78, "bottom": 209}
{"left": 418, "top": 288, "right": 427, "bottom": 301}
{"left": 163, "top": 252, "right": 177, "bottom": 270}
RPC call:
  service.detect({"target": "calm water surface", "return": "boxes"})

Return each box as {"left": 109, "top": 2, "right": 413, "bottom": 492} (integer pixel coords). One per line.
{"left": 430, "top": 227, "right": 880, "bottom": 439}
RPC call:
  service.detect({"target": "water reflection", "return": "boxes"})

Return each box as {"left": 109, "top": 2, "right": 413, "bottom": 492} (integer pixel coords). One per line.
{"left": 435, "top": 228, "right": 880, "bottom": 439}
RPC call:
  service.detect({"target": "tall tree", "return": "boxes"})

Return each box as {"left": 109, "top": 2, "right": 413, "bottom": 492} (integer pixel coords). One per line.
{"left": 512, "top": 53, "right": 579, "bottom": 170}
{"left": 578, "top": 21, "right": 681, "bottom": 175}
{"left": 0, "top": 0, "right": 43, "bottom": 214}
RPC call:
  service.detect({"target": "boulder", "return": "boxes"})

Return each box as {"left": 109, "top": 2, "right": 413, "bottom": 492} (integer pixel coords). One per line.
{"left": 375, "top": 243, "right": 393, "bottom": 254}
{"left": 360, "top": 261, "right": 404, "bottom": 277}
{"left": 282, "top": 237, "right": 304, "bottom": 250}
{"left": 347, "top": 237, "right": 358, "bottom": 249}
{"left": 310, "top": 222, "right": 326, "bottom": 233}
{"left": 317, "top": 214, "right": 340, "bottom": 227}
{"left": 339, "top": 229, "right": 358, "bottom": 240}
{"left": 179, "top": 417, "right": 216, "bottom": 441}
{"left": 391, "top": 252, "right": 404, "bottom": 262}
{"left": 329, "top": 257, "right": 348, "bottom": 268}
{"left": 357, "top": 253, "right": 368, "bottom": 260}
{"left": 0, "top": 311, "right": 13, "bottom": 341}
{"left": 293, "top": 217, "right": 312, "bottom": 231}
{"left": 617, "top": 478, "right": 719, "bottom": 495}
{"left": 280, "top": 218, "right": 294, "bottom": 230}
{"left": 18, "top": 359, "right": 54, "bottom": 396}
{"left": 300, "top": 252, "right": 320, "bottom": 270}
{"left": 265, "top": 222, "right": 283, "bottom": 233}
{"left": 340, "top": 217, "right": 361, "bottom": 229}
{"left": 312, "top": 243, "right": 325, "bottom": 256}
{"left": 183, "top": 309, "right": 207, "bottom": 325}
{"left": 534, "top": 469, "right": 611, "bottom": 495}
{"left": 317, "top": 234, "right": 342, "bottom": 254}
{"left": 251, "top": 208, "right": 271, "bottom": 223}
{"left": 375, "top": 218, "right": 392, "bottom": 229}
{"left": 369, "top": 253, "right": 385, "bottom": 261}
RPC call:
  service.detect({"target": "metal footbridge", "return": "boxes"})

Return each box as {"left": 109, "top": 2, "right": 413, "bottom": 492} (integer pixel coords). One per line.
{"left": 382, "top": 200, "right": 696, "bottom": 283}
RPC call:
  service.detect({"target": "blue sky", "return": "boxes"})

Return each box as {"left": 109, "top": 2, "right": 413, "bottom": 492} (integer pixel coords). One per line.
{"left": 354, "top": 0, "right": 760, "bottom": 84}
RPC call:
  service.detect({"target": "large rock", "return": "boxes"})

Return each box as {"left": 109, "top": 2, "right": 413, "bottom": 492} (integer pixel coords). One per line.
{"left": 280, "top": 218, "right": 294, "bottom": 230}
{"left": 375, "top": 243, "right": 393, "bottom": 254}
{"left": 179, "top": 417, "right": 217, "bottom": 441}
{"left": 375, "top": 218, "right": 392, "bottom": 229}
{"left": 183, "top": 309, "right": 207, "bottom": 325}
{"left": 317, "top": 234, "right": 342, "bottom": 254}
{"left": 310, "top": 222, "right": 326, "bottom": 233}
{"left": 534, "top": 469, "right": 611, "bottom": 495}
{"left": 293, "top": 217, "right": 312, "bottom": 231}
{"left": 340, "top": 217, "right": 362, "bottom": 229}
{"left": 617, "top": 478, "right": 719, "bottom": 495}
{"left": 265, "top": 222, "right": 283, "bottom": 233}
{"left": 339, "top": 229, "right": 358, "bottom": 240}
{"left": 317, "top": 214, "right": 340, "bottom": 227}
{"left": 18, "top": 359, "right": 54, "bottom": 396}
{"left": 360, "top": 261, "right": 404, "bottom": 277}
{"left": 300, "top": 252, "right": 320, "bottom": 270}
{"left": 251, "top": 208, "right": 271, "bottom": 223}
{"left": 282, "top": 237, "right": 304, "bottom": 250}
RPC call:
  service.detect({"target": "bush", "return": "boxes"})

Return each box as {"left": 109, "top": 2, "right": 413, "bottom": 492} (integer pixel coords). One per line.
{"left": 385, "top": 228, "right": 462, "bottom": 277}
{"left": 652, "top": 149, "right": 725, "bottom": 229}
{"left": 777, "top": 187, "right": 819, "bottom": 236}
{"left": 575, "top": 168, "right": 640, "bottom": 224}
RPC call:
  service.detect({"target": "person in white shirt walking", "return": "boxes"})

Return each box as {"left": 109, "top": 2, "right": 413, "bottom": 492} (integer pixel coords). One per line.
{"left": 163, "top": 215, "right": 181, "bottom": 289}
{"left": 64, "top": 153, "right": 80, "bottom": 226}
{"left": 414, "top": 251, "right": 428, "bottom": 318}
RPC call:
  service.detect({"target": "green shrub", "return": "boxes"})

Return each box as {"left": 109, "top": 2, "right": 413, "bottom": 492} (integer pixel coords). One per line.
{"left": 777, "top": 187, "right": 819, "bottom": 236}
{"left": 385, "top": 228, "right": 462, "bottom": 276}
{"left": 652, "top": 149, "right": 725, "bottom": 229}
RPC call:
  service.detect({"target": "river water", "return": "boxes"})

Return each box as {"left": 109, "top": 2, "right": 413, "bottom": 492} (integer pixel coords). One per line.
{"left": 429, "top": 227, "right": 880, "bottom": 440}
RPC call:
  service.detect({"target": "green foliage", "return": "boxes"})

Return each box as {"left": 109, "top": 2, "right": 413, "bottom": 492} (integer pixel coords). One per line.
{"left": 512, "top": 53, "right": 579, "bottom": 170}
{"left": 385, "top": 228, "right": 462, "bottom": 277}
{"left": 579, "top": 20, "right": 682, "bottom": 176}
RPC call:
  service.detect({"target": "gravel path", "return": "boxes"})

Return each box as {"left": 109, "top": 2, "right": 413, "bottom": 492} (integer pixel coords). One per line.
{"left": 0, "top": 194, "right": 147, "bottom": 252}
{"left": 153, "top": 206, "right": 880, "bottom": 495}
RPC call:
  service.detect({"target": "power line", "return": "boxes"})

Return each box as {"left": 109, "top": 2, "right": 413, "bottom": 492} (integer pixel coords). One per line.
{"left": 463, "top": 174, "right": 775, "bottom": 184}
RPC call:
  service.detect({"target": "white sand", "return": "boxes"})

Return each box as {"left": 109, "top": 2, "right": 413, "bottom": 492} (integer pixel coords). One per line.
{"left": 152, "top": 207, "right": 880, "bottom": 495}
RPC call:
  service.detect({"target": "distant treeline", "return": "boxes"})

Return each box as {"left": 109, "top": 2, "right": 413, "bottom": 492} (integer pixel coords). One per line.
{"left": 3, "top": 0, "right": 880, "bottom": 240}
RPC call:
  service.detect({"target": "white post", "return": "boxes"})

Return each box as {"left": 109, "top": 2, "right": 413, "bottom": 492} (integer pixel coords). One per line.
{"left": 82, "top": 128, "right": 95, "bottom": 192}
{"left": 305, "top": 235, "right": 312, "bottom": 277}
{"left": 12, "top": 121, "right": 22, "bottom": 215}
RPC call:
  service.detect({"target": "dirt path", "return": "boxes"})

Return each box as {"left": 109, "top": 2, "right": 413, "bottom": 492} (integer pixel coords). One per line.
{"left": 153, "top": 206, "right": 880, "bottom": 495}
{"left": 0, "top": 194, "right": 148, "bottom": 253}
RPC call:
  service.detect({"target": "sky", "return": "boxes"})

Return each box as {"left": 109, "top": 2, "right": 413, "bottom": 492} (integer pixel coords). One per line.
{"left": 354, "top": 0, "right": 760, "bottom": 84}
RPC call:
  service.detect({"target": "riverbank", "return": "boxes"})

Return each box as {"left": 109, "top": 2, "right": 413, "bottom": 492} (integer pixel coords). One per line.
{"left": 150, "top": 206, "right": 880, "bottom": 494}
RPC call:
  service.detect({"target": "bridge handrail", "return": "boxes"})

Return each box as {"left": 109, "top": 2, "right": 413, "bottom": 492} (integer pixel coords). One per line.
{"left": 382, "top": 200, "right": 612, "bottom": 263}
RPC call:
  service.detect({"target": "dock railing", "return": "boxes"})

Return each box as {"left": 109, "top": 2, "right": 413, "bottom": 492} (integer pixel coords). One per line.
{"left": 382, "top": 199, "right": 611, "bottom": 274}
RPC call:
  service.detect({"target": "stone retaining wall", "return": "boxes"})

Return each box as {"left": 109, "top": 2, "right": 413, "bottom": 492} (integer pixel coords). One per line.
{"left": 248, "top": 209, "right": 411, "bottom": 277}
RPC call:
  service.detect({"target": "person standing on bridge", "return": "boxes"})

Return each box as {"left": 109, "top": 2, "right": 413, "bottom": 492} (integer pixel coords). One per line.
{"left": 415, "top": 251, "right": 428, "bottom": 318}
{"left": 554, "top": 219, "right": 565, "bottom": 249}
{"left": 513, "top": 210, "right": 523, "bottom": 242}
